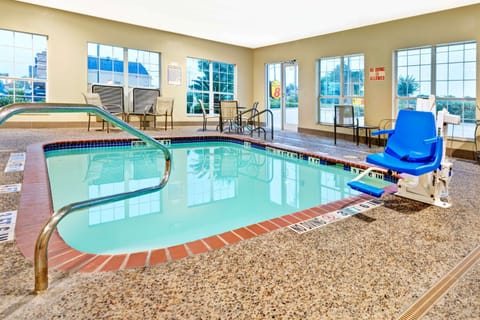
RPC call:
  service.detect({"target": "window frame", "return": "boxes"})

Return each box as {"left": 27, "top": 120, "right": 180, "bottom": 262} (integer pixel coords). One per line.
{"left": 394, "top": 40, "right": 477, "bottom": 139}
{"left": 87, "top": 42, "right": 161, "bottom": 90}
{"left": 317, "top": 54, "right": 365, "bottom": 125}
{"left": 186, "top": 57, "right": 236, "bottom": 115}
{"left": 0, "top": 29, "right": 48, "bottom": 106}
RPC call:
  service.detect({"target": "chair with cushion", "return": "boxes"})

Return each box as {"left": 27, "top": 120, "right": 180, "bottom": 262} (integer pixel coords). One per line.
{"left": 219, "top": 100, "right": 239, "bottom": 133}
{"left": 82, "top": 92, "right": 123, "bottom": 132}
{"left": 238, "top": 101, "right": 259, "bottom": 133}
{"left": 199, "top": 99, "right": 219, "bottom": 131}
{"left": 143, "top": 97, "right": 174, "bottom": 130}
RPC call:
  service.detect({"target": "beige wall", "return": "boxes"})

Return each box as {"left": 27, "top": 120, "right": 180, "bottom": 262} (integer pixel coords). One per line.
{"left": 253, "top": 4, "right": 480, "bottom": 154}
{"left": 1, "top": 1, "right": 480, "bottom": 155}
{"left": 0, "top": 0, "right": 253, "bottom": 123}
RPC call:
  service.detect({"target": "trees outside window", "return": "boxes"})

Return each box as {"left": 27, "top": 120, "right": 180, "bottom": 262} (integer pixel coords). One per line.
{"left": 318, "top": 54, "right": 364, "bottom": 124}
{"left": 395, "top": 41, "right": 476, "bottom": 139}
{"left": 186, "top": 58, "right": 235, "bottom": 115}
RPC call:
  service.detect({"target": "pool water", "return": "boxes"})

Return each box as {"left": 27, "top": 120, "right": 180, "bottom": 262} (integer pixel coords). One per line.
{"left": 45, "top": 141, "right": 390, "bottom": 254}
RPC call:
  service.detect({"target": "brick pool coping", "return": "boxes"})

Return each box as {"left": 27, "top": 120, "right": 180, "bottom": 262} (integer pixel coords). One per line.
{"left": 15, "top": 136, "right": 388, "bottom": 273}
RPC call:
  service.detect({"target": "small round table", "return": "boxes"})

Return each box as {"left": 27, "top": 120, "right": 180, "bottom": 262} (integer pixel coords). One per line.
{"left": 356, "top": 125, "right": 380, "bottom": 148}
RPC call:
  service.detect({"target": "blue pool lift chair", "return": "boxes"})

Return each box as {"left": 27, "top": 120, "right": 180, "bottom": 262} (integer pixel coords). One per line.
{"left": 348, "top": 108, "right": 459, "bottom": 208}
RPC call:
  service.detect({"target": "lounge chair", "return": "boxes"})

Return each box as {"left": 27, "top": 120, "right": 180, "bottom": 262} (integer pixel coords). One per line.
{"left": 82, "top": 92, "right": 123, "bottom": 132}
{"left": 127, "top": 88, "right": 160, "bottom": 129}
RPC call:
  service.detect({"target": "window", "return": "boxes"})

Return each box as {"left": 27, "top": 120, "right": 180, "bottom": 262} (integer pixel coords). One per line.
{"left": 395, "top": 41, "right": 476, "bottom": 139}
{"left": 87, "top": 43, "right": 160, "bottom": 89}
{"left": 0, "top": 29, "right": 47, "bottom": 107}
{"left": 317, "top": 54, "right": 365, "bottom": 124}
{"left": 186, "top": 58, "right": 235, "bottom": 115}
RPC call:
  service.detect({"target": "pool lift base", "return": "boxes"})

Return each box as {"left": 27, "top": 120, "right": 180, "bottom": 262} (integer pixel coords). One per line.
{"left": 348, "top": 163, "right": 453, "bottom": 208}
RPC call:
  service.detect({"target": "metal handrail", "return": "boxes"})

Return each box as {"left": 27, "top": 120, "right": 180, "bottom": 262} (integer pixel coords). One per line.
{"left": 0, "top": 103, "right": 172, "bottom": 293}
{"left": 249, "top": 109, "right": 274, "bottom": 140}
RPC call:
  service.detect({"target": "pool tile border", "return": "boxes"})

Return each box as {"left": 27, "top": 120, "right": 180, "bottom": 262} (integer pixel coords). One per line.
{"left": 16, "top": 135, "right": 389, "bottom": 273}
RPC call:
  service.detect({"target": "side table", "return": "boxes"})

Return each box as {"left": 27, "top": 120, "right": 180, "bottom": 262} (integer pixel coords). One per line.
{"left": 357, "top": 125, "right": 380, "bottom": 148}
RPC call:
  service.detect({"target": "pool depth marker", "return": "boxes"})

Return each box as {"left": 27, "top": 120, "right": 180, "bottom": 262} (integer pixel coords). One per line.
{"left": 0, "top": 210, "right": 17, "bottom": 243}
{"left": 289, "top": 199, "right": 383, "bottom": 234}
{"left": 4, "top": 152, "right": 26, "bottom": 173}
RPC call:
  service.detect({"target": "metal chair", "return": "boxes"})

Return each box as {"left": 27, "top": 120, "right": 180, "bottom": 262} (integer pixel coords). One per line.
{"left": 199, "top": 99, "right": 219, "bottom": 131}
{"left": 333, "top": 104, "right": 358, "bottom": 144}
{"left": 238, "top": 101, "right": 259, "bottom": 133}
{"left": 143, "top": 97, "right": 174, "bottom": 130}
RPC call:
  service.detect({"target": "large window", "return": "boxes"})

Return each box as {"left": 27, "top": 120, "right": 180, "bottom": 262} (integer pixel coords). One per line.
{"left": 0, "top": 29, "right": 47, "bottom": 107}
{"left": 186, "top": 57, "right": 235, "bottom": 115}
{"left": 87, "top": 43, "right": 160, "bottom": 89}
{"left": 318, "top": 54, "right": 364, "bottom": 124}
{"left": 395, "top": 41, "right": 476, "bottom": 139}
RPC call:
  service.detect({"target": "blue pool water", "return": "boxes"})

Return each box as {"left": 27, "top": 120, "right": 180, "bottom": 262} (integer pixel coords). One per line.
{"left": 45, "top": 140, "right": 390, "bottom": 254}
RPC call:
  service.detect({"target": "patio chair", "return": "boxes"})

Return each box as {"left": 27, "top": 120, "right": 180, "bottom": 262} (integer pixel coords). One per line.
{"left": 127, "top": 88, "right": 160, "bottom": 129}
{"left": 219, "top": 100, "right": 239, "bottom": 132}
{"left": 199, "top": 99, "right": 219, "bottom": 131}
{"left": 143, "top": 97, "right": 174, "bottom": 130}
{"left": 238, "top": 101, "right": 259, "bottom": 133}
{"left": 333, "top": 104, "right": 358, "bottom": 145}
{"left": 82, "top": 92, "right": 123, "bottom": 132}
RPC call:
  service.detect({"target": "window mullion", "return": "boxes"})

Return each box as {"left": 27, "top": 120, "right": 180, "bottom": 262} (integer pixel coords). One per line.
{"left": 340, "top": 57, "right": 344, "bottom": 103}
{"left": 209, "top": 61, "right": 215, "bottom": 115}
{"left": 431, "top": 45, "right": 436, "bottom": 97}
{"left": 123, "top": 48, "right": 129, "bottom": 91}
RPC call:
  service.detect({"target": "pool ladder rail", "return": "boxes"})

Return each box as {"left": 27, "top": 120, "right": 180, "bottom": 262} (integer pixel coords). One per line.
{"left": 0, "top": 103, "right": 172, "bottom": 294}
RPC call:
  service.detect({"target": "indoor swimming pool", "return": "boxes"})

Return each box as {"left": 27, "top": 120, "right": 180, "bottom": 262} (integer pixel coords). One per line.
{"left": 45, "top": 137, "right": 392, "bottom": 254}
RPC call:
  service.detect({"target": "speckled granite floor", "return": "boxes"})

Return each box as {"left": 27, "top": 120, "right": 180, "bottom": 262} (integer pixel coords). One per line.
{"left": 0, "top": 126, "right": 479, "bottom": 319}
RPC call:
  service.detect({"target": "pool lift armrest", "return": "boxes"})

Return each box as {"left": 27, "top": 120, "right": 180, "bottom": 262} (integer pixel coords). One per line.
{"left": 371, "top": 128, "right": 394, "bottom": 137}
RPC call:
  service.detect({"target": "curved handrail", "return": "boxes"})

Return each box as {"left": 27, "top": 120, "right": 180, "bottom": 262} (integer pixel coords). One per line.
{"left": 236, "top": 107, "right": 274, "bottom": 140}
{"left": 0, "top": 103, "right": 172, "bottom": 293}
{"left": 250, "top": 109, "right": 274, "bottom": 140}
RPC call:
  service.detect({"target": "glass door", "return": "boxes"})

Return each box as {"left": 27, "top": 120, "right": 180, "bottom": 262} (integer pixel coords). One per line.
{"left": 266, "top": 61, "right": 298, "bottom": 131}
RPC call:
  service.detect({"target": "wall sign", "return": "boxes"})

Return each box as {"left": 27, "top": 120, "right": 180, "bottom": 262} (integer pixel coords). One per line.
{"left": 269, "top": 80, "right": 281, "bottom": 99}
{"left": 369, "top": 67, "right": 385, "bottom": 81}
{"left": 167, "top": 64, "right": 182, "bottom": 86}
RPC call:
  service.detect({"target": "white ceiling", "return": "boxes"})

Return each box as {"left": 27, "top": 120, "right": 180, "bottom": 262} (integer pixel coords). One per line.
{"left": 17, "top": 0, "right": 480, "bottom": 48}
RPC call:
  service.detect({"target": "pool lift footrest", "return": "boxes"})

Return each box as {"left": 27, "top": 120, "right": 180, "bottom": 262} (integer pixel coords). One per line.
{"left": 347, "top": 167, "right": 386, "bottom": 198}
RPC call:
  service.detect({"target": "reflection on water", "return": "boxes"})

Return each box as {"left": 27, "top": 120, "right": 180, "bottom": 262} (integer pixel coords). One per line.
{"left": 46, "top": 142, "right": 367, "bottom": 254}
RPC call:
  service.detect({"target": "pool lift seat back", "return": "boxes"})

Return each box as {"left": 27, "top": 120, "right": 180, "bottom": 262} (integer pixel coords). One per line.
{"left": 347, "top": 108, "right": 460, "bottom": 208}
